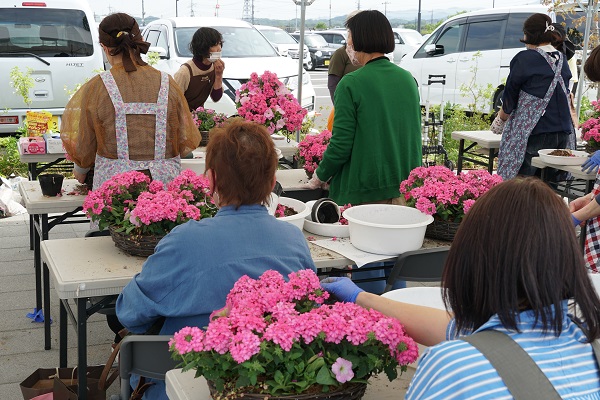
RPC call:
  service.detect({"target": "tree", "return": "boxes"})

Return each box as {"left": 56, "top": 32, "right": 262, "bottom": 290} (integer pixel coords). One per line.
{"left": 314, "top": 22, "right": 327, "bottom": 30}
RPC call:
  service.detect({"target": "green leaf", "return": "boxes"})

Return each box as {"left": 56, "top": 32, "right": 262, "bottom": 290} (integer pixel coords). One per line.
{"left": 274, "top": 369, "right": 284, "bottom": 385}
{"left": 316, "top": 365, "right": 337, "bottom": 386}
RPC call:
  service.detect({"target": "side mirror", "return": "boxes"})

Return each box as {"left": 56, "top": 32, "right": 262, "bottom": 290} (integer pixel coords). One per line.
{"left": 394, "top": 38, "right": 400, "bottom": 44}
{"left": 425, "top": 44, "right": 444, "bottom": 56}
{"left": 341, "top": 39, "right": 346, "bottom": 45}
{"left": 148, "top": 46, "right": 168, "bottom": 59}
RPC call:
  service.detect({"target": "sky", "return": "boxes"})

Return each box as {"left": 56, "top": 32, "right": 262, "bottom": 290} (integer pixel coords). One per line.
{"left": 90, "top": 0, "right": 542, "bottom": 22}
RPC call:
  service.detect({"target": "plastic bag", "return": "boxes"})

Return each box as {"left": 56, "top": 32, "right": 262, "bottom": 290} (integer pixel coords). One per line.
{"left": 0, "top": 177, "right": 26, "bottom": 217}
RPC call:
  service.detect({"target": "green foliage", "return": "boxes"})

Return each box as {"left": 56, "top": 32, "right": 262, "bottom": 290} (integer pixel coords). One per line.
{"left": 146, "top": 51, "right": 160, "bottom": 66}
{"left": 9, "top": 67, "right": 34, "bottom": 108}
{"left": 314, "top": 22, "right": 328, "bottom": 30}
{"left": 459, "top": 51, "right": 495, "bottom": 113}
{"left": 0, "top": 137, "right": 28, "bottom": 178}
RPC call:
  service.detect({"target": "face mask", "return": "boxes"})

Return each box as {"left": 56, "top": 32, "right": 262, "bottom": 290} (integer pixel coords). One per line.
{"left": 208, "top": 52, "right": 222, "bottom": 63}
{"left": 346, "top": 44, "right": 360, "bottom": 66}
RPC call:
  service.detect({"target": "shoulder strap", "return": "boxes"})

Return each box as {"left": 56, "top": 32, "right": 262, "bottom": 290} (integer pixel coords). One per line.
{"left": 99, "top": 340, "right": 120, "bottom": 390}
{"left": 462, "top": 330, "right": 562, "bottom": 400}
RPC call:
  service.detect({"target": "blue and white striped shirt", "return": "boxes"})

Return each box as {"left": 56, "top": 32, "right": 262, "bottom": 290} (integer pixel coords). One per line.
{"left": 406, "top": 301, "right": 600, "bottom": 399}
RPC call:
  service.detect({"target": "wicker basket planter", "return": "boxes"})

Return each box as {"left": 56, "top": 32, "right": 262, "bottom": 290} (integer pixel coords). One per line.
{"left": 108, "top": 226, "right": 164, "bottom": 257}
{"left": 425, "top": 219, "right": 461, "bottom": 242}
{"left": 207, "top": 380, "right": 367, "bottom": 400}
{"left": 199, "top": 130, "right": 210, "bottom": 147}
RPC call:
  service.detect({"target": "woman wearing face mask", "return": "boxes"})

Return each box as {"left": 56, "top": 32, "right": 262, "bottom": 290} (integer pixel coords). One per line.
{"left": 307, "top": 10, "right": 421, "bottom": 206}
{"left": 174, "top": 27, "right": 225, "bottom": 111}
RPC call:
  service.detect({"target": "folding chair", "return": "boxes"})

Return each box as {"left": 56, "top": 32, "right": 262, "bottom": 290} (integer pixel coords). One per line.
{"left": 382, "top": 247, "right": 449, "bottom": 293}
{"left": 119, "top": 335, "right": 178, "bottom": 400}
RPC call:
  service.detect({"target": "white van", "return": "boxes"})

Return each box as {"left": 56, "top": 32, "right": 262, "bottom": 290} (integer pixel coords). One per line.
{"left": 0, "top": 0, "right": 105, "bottom": 135}
{"left": 391, "top": 28, "right": 423, "bottom": 62}
{"left": 400, "top": 5, "right": 552, "bottom": 112}
{"left": 141, "top": 18, "right": 316, "bottom": 117}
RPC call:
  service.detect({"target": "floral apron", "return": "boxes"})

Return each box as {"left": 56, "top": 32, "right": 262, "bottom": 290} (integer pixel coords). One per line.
{"left": 497, "top": 49, "right": 574, "bottom": 180}
{"left": 93, "top": 70, "right": 181, "bottom": 191}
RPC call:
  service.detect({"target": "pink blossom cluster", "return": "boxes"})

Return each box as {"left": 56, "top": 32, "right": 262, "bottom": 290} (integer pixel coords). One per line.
{"left": 82, "top": 169, "right": 217, "bottom": 234}
{"left": 400, "top": 166, "right": 502, "bottom": 222}
{"left": 338, "top": 204, "right": 352, "bottom": 225}
{"left": 581, "top": 101, "right": 600, "bottom": 143}
{"left": 170, "top": 269, "right": 418, "bottom": 368}
{"left": 235, "top": 71, "right": 307, "bottom": 134}
{"left": 296, "top": 130, "right": 332, "bottom": 175}
{"left": 192, "top": 106, "right": 227, "bottom": 132}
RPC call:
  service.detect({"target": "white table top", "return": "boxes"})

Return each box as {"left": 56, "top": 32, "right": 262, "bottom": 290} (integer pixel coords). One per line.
{"left": 19, "top": 179, "right": 86, "bottom": 214}
{"left": 40, "top": 233, "right": 352, "bottom": 299}
{"left": 450, "top": 130, "right": 501, "bottom": 149}
{"left": 18, "top": 151, "right": 65, "bottom": 163}
{"left": 531, "top": 157, "right": 597, "bottom": 181}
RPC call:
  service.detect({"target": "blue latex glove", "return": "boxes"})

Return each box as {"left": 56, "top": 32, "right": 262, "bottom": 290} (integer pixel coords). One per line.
{"left": 582, "top": 151, "right": 600, "bottom": 173}
{"left": 572, "top": 214, "right": 582, "bottom": 227}
{"left": 320, "top": 277, "right": 364, "bottom": 303}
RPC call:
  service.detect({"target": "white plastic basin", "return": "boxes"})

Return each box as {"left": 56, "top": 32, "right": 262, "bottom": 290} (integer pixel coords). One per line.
{"left": 381, "top": 287, "right": 445, "bottom": 310}
{"left": 277, "top": 197, "right": 309, "bottom": 231}
{"left": 342, "top": 205, "right": 434, "bottom": 255}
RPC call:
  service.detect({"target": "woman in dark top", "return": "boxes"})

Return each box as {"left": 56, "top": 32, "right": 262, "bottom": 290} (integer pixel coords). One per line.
{"left": 491, "top": 13, "right": 574, "bottom": 181}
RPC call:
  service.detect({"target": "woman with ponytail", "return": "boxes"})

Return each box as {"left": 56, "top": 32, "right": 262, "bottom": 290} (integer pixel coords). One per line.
{"left": 60, "top": 13, "right": 200, "bottom": 189}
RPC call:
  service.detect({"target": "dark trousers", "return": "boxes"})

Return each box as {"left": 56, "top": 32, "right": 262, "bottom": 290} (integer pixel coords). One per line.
{"left": 519, "top": 131, "right": 571, "bottom": 182}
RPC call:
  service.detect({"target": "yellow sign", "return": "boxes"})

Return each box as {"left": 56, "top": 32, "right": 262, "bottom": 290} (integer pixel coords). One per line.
{"left": 324, "top": 60, "right": 330, "bottom": 66}
{"left": 49, "top": 116, "right": 60, "bottom": 132}
{"left": 26, "top": 110, "right": 53, "bottom": 136}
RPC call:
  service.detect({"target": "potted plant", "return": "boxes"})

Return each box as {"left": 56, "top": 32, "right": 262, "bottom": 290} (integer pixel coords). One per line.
{"left": 296, "top": 130, "right": 331, "bottom": 179}
{"left": 192, "top": 107, "right": 228, "bottom": 147}
{"left": 400, "top": 166, "right": 502, "bottom": 241}
{"left": 170, "top": 269, "right": 418, "bottom": 400}
{"left": 82, "top": 169, "right": 217, "bottom": 256}
{"left": 580, "top": 100, "right": 600, "bottom": 154}
{"left": 235, "top": 71, "right": 307, "bottom": 135}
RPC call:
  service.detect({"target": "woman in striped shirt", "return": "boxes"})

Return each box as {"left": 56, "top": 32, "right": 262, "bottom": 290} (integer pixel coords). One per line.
{"left": 322, "top": 178, "right": 600, "bottom": 399}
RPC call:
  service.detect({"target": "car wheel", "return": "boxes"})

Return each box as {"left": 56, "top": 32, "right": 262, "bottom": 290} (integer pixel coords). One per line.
{"left": 310, "top": 55, "right": 317, "bottom": 71}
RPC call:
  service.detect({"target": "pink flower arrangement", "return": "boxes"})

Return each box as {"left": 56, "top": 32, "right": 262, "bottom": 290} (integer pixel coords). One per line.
{"left": 82, "top": 169, "right": 217, "bottom": 235}
{"left": 235, "top": 71, "right": 307, "bottom": 134}
{"left": 192, "top": 106, "right": 227, "bottom": 132}
{"left": 581, "top": 101, "right": 600, "bottom": 146}
{"left": 170, "top": 269, "right": 418, "bottom": 398}
{"left": 296, "top": 129, "right": 331, "bottom": 177}
{"left": 400, "top": 166, "right": 502, "bottom": 222}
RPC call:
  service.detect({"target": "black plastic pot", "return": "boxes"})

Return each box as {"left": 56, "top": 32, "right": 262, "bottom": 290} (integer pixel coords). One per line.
{"left": 38, "top": 174, "right": 64, "bottom": 197}
{"left": 310, "top": 198, "right": 340, "bottom": 224}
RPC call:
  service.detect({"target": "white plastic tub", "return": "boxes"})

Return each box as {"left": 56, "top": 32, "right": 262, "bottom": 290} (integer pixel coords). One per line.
{"left": 342, "top": 205, "right": 433, "bottom": 255}
{"left": 277, "top": 197, "right": 309, "bottom": 231}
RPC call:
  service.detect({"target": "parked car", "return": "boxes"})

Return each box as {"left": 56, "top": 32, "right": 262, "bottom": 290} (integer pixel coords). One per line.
{"left": 0, "top": 0, "right": 105, "bottom": 135}
{"left": 142, "top": 17, "right": 316, "bottom": 116}
{"left": 254, "top": 25, "right": 312, "bottom": 70}
{"left": 391, "top": 28, "right": 423, "bottom": 62}
{"left": 317, "top": 28, "right": 395, "bottom": 63}
{"left": 400, "top": 5, "right": 559, "bottom": 112}
{"left": 290, "top": 32, "right": 335, "bottom": 70}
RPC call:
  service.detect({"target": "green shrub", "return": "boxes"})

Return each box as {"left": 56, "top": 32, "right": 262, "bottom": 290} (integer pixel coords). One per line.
{"left": 0, "top": 137, "right": 28, "bottom": 178}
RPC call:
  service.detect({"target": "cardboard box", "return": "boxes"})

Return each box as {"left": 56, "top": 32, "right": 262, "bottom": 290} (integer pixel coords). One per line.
{"left": 43, "top": 133, "right": 65, "bottom": 154}
{"left": 19, "top": 137, "right": 46, "bottom": 155}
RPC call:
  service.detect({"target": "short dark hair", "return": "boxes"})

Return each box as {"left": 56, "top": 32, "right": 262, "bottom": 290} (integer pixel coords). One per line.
{"left": 521, "top": 13, "right": 555, "bottom": 46}
{"left": 205, "top": 119, "right": 277, "bottom": 208}
{"left": 189, "top": 27, "right": 223, "bottom": 60}
{"left": 345, "top": 10, "right": 394, "bottom": 54}
{"left": 585, "top": 45, "right": 600, "bottom": 82}
{"left": 443, "top": 178, "right": 600, "bottom": 341}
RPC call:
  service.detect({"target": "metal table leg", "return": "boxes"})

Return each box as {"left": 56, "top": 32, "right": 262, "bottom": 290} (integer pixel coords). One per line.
{"left": 77, "top": 297, "right": 88, "bottom": 400}
{"left": 488, "top": 148, "right": 495, "bottom": 174}
{"left": 457, "top": 139, "right": 465, "bottom": 173}
{"left": 28, "top": 162, "right": 38, "bottom": 250}
{"left": 41, "top": 215, "right": 51, "bottom": 350}
{"left": 59, "top": 300, "right": 68, "bottom": 368}
{"left": 33, "top": 214, "right": 42, "bottom": 314}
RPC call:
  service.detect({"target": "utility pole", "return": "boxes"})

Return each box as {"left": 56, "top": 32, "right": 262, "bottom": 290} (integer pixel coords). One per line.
{"left": 417, "top": 0, "right": 422, "bottom": 33}
{"left": 141, "top": 0, "right": 145, "bottom": 26}
{"left": 329, "top": 0, "right": 331, "bottom": 28}
{"left": 242, "top": 0, "right": 251, "bottom": 22}
{"left": 357, "top": 0, "right": 360, "bottom": 10}
{"left": 382, "top": 1, "right": 390, "bottom": 16}
{"left": 190, "top": 0, "right": 195, "bottom": 17}
{"left": 175, "top": 0, "right": 179, "bottom": 17}
{"left": 215, "top": 0, "right": 220, "bottom": 16}
{"left": 252, "top": 0, "right": 255, "bottom": 24}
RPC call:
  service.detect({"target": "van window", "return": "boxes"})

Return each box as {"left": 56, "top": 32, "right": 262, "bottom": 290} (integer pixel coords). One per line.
{"left": 464, "top": 19, "right": 504, "bottom": 52}
{"left": 436, "top": 23, "right": 464, "bottom": 55}
{"left": 174, "top": 26, "right": 278, "bottom": 58}
{"left": 0, "top": 8, "right": 94, "bottom": 57}
{"left": 394, "top": 32, "right": 405, "bottom": 45}
{"left": 503, "top": 13, "right": 529, "bottom": 49}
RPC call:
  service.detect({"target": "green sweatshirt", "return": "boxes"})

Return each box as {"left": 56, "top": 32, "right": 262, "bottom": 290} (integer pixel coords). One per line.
{"left": 315, "top": 57, "right": 421, "bottom": 205}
